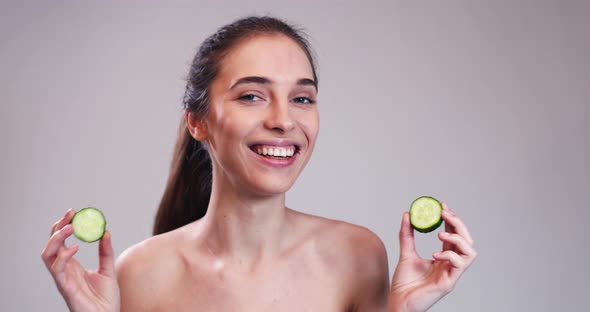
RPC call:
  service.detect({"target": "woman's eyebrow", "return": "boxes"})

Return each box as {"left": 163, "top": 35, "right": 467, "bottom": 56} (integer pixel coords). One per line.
{"left": 297, "top": 78, "right": 317, "bottom": 91}
{"left": 229, "top": 76, "right": 317, "bottom": 91}
{"left": 230, "top": 76, "right": 270, "bottom": 89}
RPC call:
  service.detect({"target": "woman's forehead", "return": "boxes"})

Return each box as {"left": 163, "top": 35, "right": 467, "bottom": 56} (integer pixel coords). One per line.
{"left": 217, "top": 34, "right": 315, "bottom": 86}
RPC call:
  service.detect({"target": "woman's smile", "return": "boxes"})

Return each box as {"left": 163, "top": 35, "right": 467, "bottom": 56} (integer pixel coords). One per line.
{"left": 248, "top": 140, "right": 302, "bottom": 168}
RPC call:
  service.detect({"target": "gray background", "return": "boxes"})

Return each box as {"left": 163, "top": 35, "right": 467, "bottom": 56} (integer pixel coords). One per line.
{"left": 1, "top": 0, "right": 588, "bottom": 311}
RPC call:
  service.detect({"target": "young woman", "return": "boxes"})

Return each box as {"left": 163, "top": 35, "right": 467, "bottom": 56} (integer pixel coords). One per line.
{"left": 42, "top": 16, "right": 476, "bottom": 312}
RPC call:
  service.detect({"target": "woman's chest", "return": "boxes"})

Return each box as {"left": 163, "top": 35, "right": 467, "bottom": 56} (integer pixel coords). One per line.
{"left": 155, "top": 259, "right": 352, "bottom": 312}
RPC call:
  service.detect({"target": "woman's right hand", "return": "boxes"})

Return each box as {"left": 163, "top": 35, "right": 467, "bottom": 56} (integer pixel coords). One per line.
{"left": 41, "top": 208, "right": 120, "bottom": 312}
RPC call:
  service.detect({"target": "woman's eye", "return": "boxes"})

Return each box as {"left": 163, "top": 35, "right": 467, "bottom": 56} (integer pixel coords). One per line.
{"left": 239, "top": 94, "right": 263, "bottom": 102}
{"left": 293, "top": 97, "right": 315, "bottom": 104}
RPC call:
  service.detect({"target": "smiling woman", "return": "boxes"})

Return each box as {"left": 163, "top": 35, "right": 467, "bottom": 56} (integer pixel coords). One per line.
{"left": 41, "top": 16, "right": 476, "bottom": 312}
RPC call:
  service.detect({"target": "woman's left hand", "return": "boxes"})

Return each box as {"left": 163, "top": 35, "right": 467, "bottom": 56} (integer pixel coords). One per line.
{"left": 388, "top": 202, "right": 477, "bottom": 312}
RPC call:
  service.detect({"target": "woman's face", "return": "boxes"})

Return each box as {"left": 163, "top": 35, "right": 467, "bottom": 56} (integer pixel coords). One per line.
{"left": 195, "top": 34, "right": 319, "bottom": 196}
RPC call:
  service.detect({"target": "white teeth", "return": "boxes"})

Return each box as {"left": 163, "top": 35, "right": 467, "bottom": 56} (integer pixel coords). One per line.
{"left": 254, "top": 145, "right": 296, "bottom": 158}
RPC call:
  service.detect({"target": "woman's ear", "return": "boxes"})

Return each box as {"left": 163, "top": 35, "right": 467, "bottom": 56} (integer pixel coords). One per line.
{"left": 185, "top": 111, "right": 208, "bottom": 141}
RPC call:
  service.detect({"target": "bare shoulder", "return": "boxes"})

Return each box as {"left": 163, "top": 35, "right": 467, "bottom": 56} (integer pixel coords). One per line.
{"left": 116, "top": 231, "right": 181, "bottom": 280}
{"left": 332, "top": 221, "right": 390, "bottom": 309}
{"left": 293, "top": 210, "right": 388, "bottom": 264}
{"left": 116, "top": 230, "right": 185, "bottom": 311}
{"left": 291, "top": 210, "right": 390, "bottom": 310}
{"left": 333, "top": 220, "right": 387, "bottom": 260}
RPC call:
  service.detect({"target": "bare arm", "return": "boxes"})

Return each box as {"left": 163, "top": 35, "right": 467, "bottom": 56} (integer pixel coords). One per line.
{"left": 116, "top": 241, "right": 165, "bottom": 312}
{"left": 348, "top": 227, "right": 390, "bottom": 312}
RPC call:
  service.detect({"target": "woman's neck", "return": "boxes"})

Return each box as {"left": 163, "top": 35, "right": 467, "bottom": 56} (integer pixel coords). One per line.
{"left": 199, "top": 174, "right": 291, "bottom": 269}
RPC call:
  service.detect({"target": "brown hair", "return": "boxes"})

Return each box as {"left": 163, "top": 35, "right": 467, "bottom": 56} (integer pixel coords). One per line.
{"left": 153, "top": 16, "right": 319, "bottom": 235}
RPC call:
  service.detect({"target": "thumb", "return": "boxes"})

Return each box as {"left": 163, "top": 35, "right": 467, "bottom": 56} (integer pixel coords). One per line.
{"left": 98, "top": 230, "right": 116, "bottom": 278}
{"left": 398, "top": 212, "right": 417, "bottom": 259}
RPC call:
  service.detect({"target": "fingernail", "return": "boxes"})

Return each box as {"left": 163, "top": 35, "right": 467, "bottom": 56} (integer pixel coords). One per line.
{"left": 443, "top": 210, "right": 452, "bottom": 217}
{"left": 442, "top": 202, "right": 454, "bottom": 213}
{"left": 440, "top": 232, "right": 449, "bottom": 237}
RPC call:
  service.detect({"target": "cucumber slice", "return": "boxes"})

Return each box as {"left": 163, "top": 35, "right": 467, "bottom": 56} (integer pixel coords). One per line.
{"left": 71, "top": 207, "right": 106, "bottom": 243}
{"left": 409, "top": 196, "right": 443, "bottom": 233}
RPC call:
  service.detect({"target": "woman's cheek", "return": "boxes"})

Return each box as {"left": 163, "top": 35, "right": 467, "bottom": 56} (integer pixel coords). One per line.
{"left": 301, "top": 111, "right": 320, "bottom": 142}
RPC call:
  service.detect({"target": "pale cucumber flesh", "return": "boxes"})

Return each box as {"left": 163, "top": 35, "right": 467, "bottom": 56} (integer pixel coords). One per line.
{"left": 71, "top": 207, "right": 106, "bottom": 243}
{"left": 409, "top": 196, "right": 443, "bottom": 233}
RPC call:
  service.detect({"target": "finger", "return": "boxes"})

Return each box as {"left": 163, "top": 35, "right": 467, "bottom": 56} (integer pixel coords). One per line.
{"left": 442, "top": 210, "right": 474, "bottom": 245}
{"left": 50, "top": 208, "right": 75, "bottom": 237}
{"left": 440, "top": 202, "right": 454, "bottom": 251}
{"left": 432, "top": 250, "right": 464, "bottom": 269}
{"left": 442, "top": 214, "right": 453, "bottom": 252}
{"left": 442, "top": 202, "right": 455, "bottom": 215}
{"left": 443, "top": 209, "right": 454, "bottom": 235}
{"left": 442, "top": 202, "right": 456, "bottom": 236}
{"left": 438, "top": 232, "right": 476, "bottom": 257}
{"left": 441, "top": 203, "right": 474, "bottom": 245}
{"left": 399, "top": 212, "right": 418, "bottom": 259}
{"left": 51, "top": 243, "right": 79, "bottom": 275}
{"left": 42, "top": 224, "right": 74, "bottom": 268}
{"left": 98, "top": 231, "right": 116, "bottom": 278}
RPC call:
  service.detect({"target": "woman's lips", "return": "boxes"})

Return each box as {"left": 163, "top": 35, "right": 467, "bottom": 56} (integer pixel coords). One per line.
{"left": 248, "top": 144, "right": 300, "bottom": 167}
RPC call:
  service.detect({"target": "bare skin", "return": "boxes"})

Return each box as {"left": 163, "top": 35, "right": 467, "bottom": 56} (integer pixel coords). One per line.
{"left": 41, "top": 34, "right": 476, "bottom": 312}
{"left": 117, "top": 209, "right": 389, "bottom": 311}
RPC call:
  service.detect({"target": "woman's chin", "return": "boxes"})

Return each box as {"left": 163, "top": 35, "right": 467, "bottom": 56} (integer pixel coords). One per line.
{"left": 246, "top": 179, "right": 296, "bottom": 197}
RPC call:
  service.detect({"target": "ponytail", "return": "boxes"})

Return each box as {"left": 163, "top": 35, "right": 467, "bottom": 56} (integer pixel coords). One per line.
{"left": 153, "top": 116, "right": 212, "bottom": 235}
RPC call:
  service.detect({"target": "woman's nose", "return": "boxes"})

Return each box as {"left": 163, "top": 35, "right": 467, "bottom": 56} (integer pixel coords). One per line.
{"left": 264, "top": 100, "right": 295, "bottom": 133}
